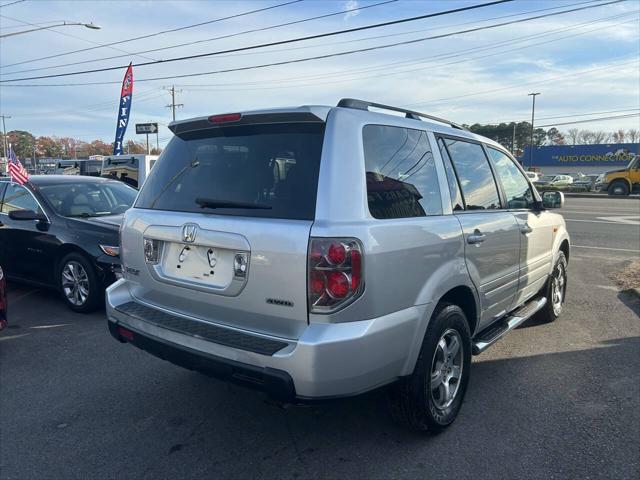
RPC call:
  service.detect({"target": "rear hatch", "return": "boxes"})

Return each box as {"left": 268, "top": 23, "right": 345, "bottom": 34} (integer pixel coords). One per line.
{"left": 120, "top": 109, "right": 328, "bottom": 340}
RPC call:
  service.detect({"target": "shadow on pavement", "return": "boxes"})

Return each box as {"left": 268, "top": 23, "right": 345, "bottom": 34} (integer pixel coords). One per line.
{"left": 3, "top": 335, "right": 637, "bottom": 479}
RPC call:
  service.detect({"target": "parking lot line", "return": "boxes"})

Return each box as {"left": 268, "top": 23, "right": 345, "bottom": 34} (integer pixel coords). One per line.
{"left": 564, "top": 218, "right": 640, "bottom": 225}
{"left": 572, "top": 245, "right": 640, "bottom": 253}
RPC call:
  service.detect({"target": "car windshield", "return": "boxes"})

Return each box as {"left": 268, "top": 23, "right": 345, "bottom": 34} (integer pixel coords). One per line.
{"left": 38, "top": 181, "right": 137, "bottom": 217}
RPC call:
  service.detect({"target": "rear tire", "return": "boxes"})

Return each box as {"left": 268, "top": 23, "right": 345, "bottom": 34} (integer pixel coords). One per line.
{"left": 608, "top": 181, "right": 629, "bottom": 196}
{"left": 536, "top": 252, "right": 568, "bottom": 323}
{"left": 58, "top": 253, "right": 102, "bottom": 313}
{"left": 388, "top": 303, "right": 471, "bottom": 432}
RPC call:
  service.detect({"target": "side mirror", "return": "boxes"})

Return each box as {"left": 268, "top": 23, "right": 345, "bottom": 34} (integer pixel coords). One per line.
{"left": 8, "top": 209, "right": 46, "bottom": 221}
{"left": 542, "top": 191, "right": 564, "bottom": 209}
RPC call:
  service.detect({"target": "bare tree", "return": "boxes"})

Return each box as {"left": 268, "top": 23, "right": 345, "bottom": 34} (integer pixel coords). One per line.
{"left": 566, "top": 128, "right": 580, "bottom": 145}
{"left": 578, "top": 130, "right": 595, "bottom": 144}
{"left": 627, "top": 128, "right": 639, "bottom": 143}
{"left": 612, "top": 129, "right": 625, "bottom": 143}
{"left": 592, "top": 130, "right": 611, "bottom": 144}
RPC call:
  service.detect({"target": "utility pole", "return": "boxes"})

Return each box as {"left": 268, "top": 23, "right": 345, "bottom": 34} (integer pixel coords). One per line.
{"left": 1, "top": 114, "right": 10, "bottom": 159}
{"left": 528, "top": 92, "right": 541, "bottom": 170}
{"left": 164, "top": 86, "right": 183, "bottom": 122}
{"left": 512, "top": 123, "right": 516, "bottom": 155}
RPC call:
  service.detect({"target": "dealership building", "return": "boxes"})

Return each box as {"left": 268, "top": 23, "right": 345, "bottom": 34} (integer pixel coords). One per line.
{"left": 520, "top": 143, "right": 639, "bottom": 176}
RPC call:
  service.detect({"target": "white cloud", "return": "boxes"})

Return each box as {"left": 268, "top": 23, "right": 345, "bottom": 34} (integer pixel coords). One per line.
{"left": 344, "top": 0, "right": 360, "bottom": 20}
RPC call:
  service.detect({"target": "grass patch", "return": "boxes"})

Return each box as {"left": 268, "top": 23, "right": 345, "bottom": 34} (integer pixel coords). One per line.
{"left": 609, "top": 261, "right": 640, "bottom": 291}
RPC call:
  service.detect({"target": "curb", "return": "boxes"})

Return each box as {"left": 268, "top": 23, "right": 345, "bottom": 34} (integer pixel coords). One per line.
{"left": 563, "top": 193, "right": 640, "bottom": 200}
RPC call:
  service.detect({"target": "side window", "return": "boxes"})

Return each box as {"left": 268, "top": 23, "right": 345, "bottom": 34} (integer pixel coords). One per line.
{"left": 487, "top": 147, "right": 535, "bottom": 209}
{"left": 1, "top": 184, "right": 40, "bottom": 214}
{"left": 363, "top": 125, "right": 442, "bottom": 219}
{"left": 437, "top": 138, "right": 464, "bottom": 211}
{"left": 444, "top": 138, "right": 501, "bottom": 210}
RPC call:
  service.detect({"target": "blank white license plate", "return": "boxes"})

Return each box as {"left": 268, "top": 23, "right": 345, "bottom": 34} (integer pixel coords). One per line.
{"left": 161, "top": 242, "right": 231, "bottom": 287}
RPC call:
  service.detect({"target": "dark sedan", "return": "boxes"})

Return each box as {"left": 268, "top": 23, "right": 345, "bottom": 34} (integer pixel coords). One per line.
{"left": 0, "top": 176, "right": 137, "bottom": 312}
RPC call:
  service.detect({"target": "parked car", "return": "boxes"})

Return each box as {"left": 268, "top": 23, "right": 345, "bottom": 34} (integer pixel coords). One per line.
{"left": 572, "top": 174, "right": 601, "bottom": 191}
{"left": 0, "top": 264, "right": 6, "bottom": 331}
{"left": 0, "top": 176, "right": 137, "bottom": 312}
{"left": 535, "top": 174, "right": 574, "bottom": 187}
{"left": 525, "top": 171, "right": 541, "bottom": 182}
{"left": 106, "top": 99, "right": 570, "bottom": 432}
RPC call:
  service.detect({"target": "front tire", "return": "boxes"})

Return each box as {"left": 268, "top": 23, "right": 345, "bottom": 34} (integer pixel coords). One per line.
{"left": 536, "top": 252, "right": 568, "bottom": 323}
{"left": 388, "top": 303, "right": 471, "bottom": 432}
{"left": 58, "top": 253, "right": 102, "bottom": 313}
{"left": 608, "top": 181, "right": 629, "bottom": 196}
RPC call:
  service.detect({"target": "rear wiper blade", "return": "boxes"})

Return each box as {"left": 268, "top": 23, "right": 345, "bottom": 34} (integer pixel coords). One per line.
{"left": 195, "top": 197, "right": 272, "bottom": 210}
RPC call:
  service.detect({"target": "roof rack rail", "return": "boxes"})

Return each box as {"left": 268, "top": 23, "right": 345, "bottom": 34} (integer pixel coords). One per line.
{"left": 337, "top": 98, "right": 466, "bottom": 131}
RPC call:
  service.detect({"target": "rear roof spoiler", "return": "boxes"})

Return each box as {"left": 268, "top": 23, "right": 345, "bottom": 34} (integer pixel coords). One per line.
{"left": 168, "top": 111, "right": 325, "bottom": 136}
{"left": 337, "top": 98, "right": 466, "bottom": 131}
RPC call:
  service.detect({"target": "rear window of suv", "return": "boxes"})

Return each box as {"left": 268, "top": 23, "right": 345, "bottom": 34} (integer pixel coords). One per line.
{"left": 135, "top": 123, "right": 325, "bottom": 220}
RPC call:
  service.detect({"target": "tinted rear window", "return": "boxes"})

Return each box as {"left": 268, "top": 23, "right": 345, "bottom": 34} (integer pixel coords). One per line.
{"left": 136, "top": 123, "right": 325, "bottom": 220}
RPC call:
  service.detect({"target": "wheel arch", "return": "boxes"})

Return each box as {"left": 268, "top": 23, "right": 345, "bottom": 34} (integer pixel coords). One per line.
{"left": 55, "top": 244, "right": 93, "bottom": 274}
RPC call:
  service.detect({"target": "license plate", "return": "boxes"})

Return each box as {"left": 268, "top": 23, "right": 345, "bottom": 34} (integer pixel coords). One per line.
{"left": 161, "top": 242, "right": 232, "bottom": 288}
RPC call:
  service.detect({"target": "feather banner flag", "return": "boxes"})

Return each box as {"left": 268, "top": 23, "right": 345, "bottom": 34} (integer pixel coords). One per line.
{"left": 113, "top": 62, "right": 133, "bottom": 155}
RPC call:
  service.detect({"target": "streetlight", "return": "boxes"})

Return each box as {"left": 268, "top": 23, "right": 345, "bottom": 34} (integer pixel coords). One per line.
{"left": 0, "top": 21, "right": 101, "bottom": 38}
{"left": 528, "top": 92, "right": 541, "bottom": 170}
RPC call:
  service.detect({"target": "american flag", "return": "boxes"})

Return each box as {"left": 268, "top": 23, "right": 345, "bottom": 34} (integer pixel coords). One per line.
{"left": 7, "top": 144, "right": 29, "bottom": 185}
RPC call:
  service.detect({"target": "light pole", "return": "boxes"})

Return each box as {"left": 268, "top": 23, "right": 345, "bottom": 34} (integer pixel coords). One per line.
{"left": 0, "top": 115, "right": 10, "bottom": 159}
{"left": 528, "top": 92, "right": 541, "bottom": 170}
{"left": 0, "top": 21, "right": 101, "bottom": 38}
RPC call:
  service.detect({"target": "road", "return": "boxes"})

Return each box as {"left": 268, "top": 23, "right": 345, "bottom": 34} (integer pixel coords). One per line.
{"left": 1, "top": 197, "right": 639, "bottom": 480}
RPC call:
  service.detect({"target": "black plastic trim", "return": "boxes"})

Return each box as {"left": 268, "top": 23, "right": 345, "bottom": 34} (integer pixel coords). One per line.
{"left": 108, "top": 321, "right": 295, "bottom": 401}
{"left": 115, "top": 301, "right": 289, "bottom": 356}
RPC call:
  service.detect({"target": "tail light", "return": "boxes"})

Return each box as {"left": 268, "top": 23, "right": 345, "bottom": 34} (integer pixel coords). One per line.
{"left": 308, "top": 238, "right": 364, "bottom": 313}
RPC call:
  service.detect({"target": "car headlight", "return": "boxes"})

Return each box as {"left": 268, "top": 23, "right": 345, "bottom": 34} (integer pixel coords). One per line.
{"left": 99, "top": 245, "right": 120, "bottom": 257}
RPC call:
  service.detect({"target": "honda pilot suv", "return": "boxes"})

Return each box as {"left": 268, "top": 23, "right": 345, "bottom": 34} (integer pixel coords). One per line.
{"left": 107, "top": 99, "right": 569, "bottom": 432}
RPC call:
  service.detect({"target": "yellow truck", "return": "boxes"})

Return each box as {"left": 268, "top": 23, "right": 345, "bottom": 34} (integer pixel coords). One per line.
{"left": 600, "top": 155, "right": 640, "bottom": 196}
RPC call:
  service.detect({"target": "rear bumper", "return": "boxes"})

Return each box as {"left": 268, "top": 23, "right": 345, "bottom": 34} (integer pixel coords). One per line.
{"left": 106, "top": 279, "right": 428, "bottom": 400}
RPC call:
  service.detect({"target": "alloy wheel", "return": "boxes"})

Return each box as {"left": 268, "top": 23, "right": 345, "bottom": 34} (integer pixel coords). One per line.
{"left": 429, "top": 328, "right": 464, "bottom": 410}
{"left": 61, "top": 261, "right": 90, "bottom": 306}
{"left": 551, "top": 262, "right": 566, "bottom": 315}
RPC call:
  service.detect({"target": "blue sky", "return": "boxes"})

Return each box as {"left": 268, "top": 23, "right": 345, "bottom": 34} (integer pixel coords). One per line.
{"left": 0, "top": 0, "right": 638, "bottom": 148}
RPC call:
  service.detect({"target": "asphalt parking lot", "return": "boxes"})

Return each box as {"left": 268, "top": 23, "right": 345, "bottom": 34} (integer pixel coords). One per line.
{"left": 1, "top": 196, "right": 639, "bottom": 480}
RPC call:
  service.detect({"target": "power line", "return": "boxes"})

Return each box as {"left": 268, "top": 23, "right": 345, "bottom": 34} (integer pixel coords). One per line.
{"left": 0, "top": 0, "right": 303, "bottom": 69}
{"left": 168, "top": 14, "right": 637, "bottom": 92}
{"left": 0, "top": 14, "right": 158, "bottom": 62}
{"left": 536, "top": 113, "right": 640, "bottom": 128}
{"left": 402, "top": 57, "right": 639, "bottom": 108}
{"left": 2, "top": 0, "right": 626, "bottom": 86}
{"left": 0, "top": 0, "right": 517, "bottom": 82}
{"left": 1, "top": 0, "right": 399, "bottom": 75}
{"left": 9, "top": 20, "right": 636, "bottom": 120}
{"left": 0, "top": 0, "right": 25, "bottom": 8}
{"left": 487, "top": 108, "right": 640, "bottom": 124}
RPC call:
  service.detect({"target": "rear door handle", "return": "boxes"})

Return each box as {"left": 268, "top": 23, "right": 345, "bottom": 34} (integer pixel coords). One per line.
{"left": 467, "top": 229, "right": 486, "bottom": 245}
{"left": 520, "top": 223, "right": 533, "bottom": 234}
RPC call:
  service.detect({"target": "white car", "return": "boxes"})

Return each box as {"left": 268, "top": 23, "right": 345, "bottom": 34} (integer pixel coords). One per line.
{"left": 525, "top": 171, "right": 541, "bottom": 182}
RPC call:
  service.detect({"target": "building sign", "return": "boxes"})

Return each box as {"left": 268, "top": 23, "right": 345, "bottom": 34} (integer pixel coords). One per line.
{"left": 521, "top": 143, "right": 638, "bottom": 167}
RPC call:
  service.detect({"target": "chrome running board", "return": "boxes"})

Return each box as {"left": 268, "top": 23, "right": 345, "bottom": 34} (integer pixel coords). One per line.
{"left": 472, "top": 297, "right": 547, "bottom": 355}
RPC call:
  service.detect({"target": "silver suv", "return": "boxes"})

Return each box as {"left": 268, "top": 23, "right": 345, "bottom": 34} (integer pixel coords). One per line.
{"left": 107, "top": 99, "right": 569, "bottom": 432}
